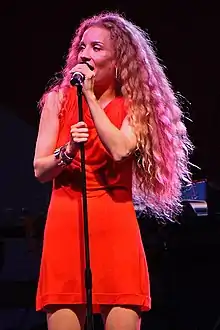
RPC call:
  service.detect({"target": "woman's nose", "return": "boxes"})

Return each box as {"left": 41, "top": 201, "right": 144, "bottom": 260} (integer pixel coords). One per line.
{"left": 80, "top": 47, "right": 91, "bottom": 62}
{"left": 80, "top": 55, "right": 91, "bottom": 63}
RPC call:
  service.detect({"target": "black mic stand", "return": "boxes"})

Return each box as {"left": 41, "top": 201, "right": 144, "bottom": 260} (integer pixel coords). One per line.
{"left": 76, "top": 84, "right": 94, "bottom": 330}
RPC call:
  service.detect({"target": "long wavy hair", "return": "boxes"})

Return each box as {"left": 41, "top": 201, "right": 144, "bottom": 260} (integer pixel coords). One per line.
{"left": 39, "top": 11, "right": 193, "bottom": 220}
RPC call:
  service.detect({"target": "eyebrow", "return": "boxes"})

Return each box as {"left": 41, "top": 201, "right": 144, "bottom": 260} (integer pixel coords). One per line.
{"left": 79, "top": 41, "right": 104, "bottom": 46}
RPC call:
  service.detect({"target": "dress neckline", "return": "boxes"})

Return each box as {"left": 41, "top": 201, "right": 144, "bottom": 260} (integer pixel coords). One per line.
{"left": 102, "top": 96, "right": 123, "bottom": 112}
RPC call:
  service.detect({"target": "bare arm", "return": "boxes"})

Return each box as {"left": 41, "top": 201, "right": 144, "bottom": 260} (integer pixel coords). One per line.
{"left": 70, "top": 63, "right": 137, "bottom": 161}
{"left": 34, "top": 91, "right": 89, "bottom": 183}
{"left": 33, "top": 91, "right": 70, "bottom": 183}
{"left": 85, "top": 93, "right": 137, "bottom": 161}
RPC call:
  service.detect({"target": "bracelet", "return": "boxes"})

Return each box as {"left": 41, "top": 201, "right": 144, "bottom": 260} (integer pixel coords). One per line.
{"left": 60, "top": 146, "right": 73, "bottom": 165}
{"left": 62, "top": 149, "right": 74, "bottom": 161}
{"left": 54, "top": 144, "right": 74, "bottom": 167}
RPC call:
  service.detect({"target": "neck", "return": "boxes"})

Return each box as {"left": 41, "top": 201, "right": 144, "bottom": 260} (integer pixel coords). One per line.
{"left": 94, "top": 82, "right": 116, "bottom": 105}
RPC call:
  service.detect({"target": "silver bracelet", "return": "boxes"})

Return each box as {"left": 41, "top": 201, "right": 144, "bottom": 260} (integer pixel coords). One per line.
{"left": 54, "top": 144, "right": 74, "bottom": 167}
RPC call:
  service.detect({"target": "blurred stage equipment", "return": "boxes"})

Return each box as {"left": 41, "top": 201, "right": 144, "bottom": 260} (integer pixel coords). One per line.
{"left": 206, "top": 180, "right": 220, "bottom": 218}
{"left": 181, "top": 179, "right": 208, "bottom": 217}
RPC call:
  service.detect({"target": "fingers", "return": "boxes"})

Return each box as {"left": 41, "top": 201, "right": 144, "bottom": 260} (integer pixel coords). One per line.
{"left": 70, "top": 121, "right": 89, "bottom": 143}
{"left": 74, "top": 121, "right": 87, "bottom": 128}
{"left": 70, "top": 64, "right": 95, "bottom": 79}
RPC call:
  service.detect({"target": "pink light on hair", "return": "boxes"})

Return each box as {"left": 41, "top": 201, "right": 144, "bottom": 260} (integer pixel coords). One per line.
{"left": 39, "top": 11, "right": 193, "bottom": 220}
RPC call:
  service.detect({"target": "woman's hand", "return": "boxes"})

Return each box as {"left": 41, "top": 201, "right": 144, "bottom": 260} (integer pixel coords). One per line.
{"left": 66, "top": 121, "right": 89, "bottom": 156}
{"left": 70, "top": 63, "right": 95, "bottom": 97}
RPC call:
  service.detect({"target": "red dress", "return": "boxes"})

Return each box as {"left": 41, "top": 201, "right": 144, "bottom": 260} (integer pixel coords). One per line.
{"left": 36, "top": 88, "right": 151, "bottom": 313}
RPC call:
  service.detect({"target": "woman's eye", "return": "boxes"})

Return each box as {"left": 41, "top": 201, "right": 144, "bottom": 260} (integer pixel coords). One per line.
{"left": 78, "top": 45, "right": 85, "bottom": 51}
{"left": 93, "top": 46, "right": 101, "bottom": 51}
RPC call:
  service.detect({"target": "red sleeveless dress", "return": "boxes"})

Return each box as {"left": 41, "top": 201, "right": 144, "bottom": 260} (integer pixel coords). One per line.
{"left": 36, "top": 88, "right": 151, "bottom": 312}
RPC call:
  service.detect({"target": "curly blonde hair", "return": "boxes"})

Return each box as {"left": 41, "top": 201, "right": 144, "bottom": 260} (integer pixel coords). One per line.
{"left": 40, "top": 11, "right": 193, "bottom": 219}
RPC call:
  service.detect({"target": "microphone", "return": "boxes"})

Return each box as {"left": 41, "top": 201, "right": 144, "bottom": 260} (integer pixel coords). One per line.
{"left": 70, "top": 62, "right": 94, "bottom": 87}
{"left": 70, "top": 71, "right": 85, "bottom": 86}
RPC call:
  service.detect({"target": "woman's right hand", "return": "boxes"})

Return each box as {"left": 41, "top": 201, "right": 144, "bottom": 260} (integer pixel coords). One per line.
{"left": 66, "top": 121, "right": 89, "bottom": 156}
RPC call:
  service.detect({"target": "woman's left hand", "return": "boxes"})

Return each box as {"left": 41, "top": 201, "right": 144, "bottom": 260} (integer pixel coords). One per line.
{"left": 70, "top": 63, "right": 95, "bottom": 97}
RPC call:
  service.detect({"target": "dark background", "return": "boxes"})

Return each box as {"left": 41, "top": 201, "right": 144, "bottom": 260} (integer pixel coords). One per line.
{"left": 1, "top": 0, "right": 219, "bottom": 181}
{"left": 0, "top": 1, "right": 220, "bottom": 329}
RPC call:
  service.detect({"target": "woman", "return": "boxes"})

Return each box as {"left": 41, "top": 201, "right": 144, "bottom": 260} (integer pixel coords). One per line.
{"left": 34, "top": 11, "right": 192, "bottom": 330}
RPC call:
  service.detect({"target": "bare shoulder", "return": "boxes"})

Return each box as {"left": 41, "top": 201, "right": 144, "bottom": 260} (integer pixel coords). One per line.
{"left": 41, "top": 89, "right": 64, "bottom": 118}
{"left": 120, "top": 115, "right": 135, "bottom": 137}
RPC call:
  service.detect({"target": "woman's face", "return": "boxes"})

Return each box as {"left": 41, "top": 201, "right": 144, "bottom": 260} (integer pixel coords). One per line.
{"left": 77, "top": 26, "right": 116, "bottom": 87}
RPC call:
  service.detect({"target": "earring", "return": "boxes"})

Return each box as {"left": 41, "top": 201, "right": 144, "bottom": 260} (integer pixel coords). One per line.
{"left": 115, "top": 67, "right": 118, "bottom": 80}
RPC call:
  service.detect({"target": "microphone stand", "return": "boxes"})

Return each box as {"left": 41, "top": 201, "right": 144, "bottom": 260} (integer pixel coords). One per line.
{"left": 77, "top": 85, "right": 94, "bottom": 330}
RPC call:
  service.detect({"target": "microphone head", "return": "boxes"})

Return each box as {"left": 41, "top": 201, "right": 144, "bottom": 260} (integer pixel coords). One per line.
{"left": 70, "top": 71, "right": 85, "bottom": 86}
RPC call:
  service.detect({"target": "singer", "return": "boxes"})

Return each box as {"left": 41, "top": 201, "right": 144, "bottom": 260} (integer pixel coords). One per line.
{"left": 33, "top": 11, "right": 192, "bottom": 330}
